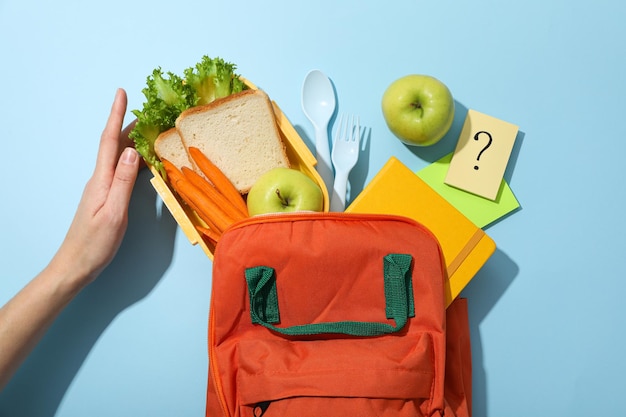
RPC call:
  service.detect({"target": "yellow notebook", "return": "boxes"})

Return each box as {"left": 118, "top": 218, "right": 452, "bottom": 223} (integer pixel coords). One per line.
{"left": 346, "top": 157, "right": 496, "bottom": 307}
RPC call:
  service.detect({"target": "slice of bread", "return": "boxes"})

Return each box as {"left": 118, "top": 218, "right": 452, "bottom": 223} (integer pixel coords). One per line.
{"left": 175, "top": 89, "right": 290, "bottom": 194}
{"left": 154, "top": 128, "right": 194, "bottom": 171}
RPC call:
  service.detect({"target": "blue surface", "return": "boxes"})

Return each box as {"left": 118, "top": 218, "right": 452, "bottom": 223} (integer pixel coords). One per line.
{"left": 1, "top": 1, "right": 625, "bottom": 415}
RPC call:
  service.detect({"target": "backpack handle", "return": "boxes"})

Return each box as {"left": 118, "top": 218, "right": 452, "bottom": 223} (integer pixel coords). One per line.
{"left": 245, "top": 253, "right": 415, "bottom": 337}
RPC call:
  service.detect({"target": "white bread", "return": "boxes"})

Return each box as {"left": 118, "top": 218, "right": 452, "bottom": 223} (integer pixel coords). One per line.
{"left": 175, "top": 89, "right": 290, "bottom": 194}
{"left": 154, "top": 128, "right": 194, "bottom": 171}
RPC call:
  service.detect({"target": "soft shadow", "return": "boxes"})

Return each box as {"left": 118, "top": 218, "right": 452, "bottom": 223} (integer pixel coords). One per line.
{"left": 460, "top": 248, "right": 519, "bottom": 417}
{"left": 0, "top": 170, "right": 177, "bottom": 417}
{"left": 503, "top": 130, "right": 525, "bottom": 185}
{"left": 294, "top": 124, "right": 315, "bottom": 155}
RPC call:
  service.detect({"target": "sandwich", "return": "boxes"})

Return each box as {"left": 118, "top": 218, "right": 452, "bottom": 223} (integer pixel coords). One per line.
{"left": 131, "top": 56, "right": 292, "bottom": 243}
{"left": 172, "top": 89, "right": 290, "bottom": 194}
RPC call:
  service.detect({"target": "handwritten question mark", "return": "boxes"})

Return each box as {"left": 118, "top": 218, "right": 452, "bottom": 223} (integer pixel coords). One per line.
{"left": 474, "top": 130, "right": 493, "bottom": 170}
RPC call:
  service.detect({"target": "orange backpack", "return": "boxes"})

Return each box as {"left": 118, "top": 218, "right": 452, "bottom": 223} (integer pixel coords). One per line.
{"left": 206, "top": 213, "right": 472, "bottom": 417}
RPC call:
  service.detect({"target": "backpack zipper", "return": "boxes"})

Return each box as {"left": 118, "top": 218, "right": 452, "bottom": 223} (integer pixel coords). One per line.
{"left": 253, "top": 401, "right": 271, "bottom": 416}
{"left": 224, "top": 211, "right": 424, "bottom": 232}
{"left": 208, "top": 299, "right": 231, "bottom": 417}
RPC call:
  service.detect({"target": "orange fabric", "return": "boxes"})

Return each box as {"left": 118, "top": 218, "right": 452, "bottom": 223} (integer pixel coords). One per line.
{"left": 444, "top": 298, "right": 473, "bottom": 417}
{"left": 206, "top": 213, "right": 461, "bottom": 417}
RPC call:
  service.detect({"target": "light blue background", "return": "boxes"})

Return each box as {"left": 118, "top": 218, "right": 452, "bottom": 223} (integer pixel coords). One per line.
{"left": 1, "top": 1, "right": 625, "bottom": 416}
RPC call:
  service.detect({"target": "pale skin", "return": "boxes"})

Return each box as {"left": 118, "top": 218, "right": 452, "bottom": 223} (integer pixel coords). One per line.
{"left": 0, "top": 88, "right": 141, "bottom": 390}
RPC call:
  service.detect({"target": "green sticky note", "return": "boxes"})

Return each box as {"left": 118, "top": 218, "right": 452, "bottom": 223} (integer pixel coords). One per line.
{"left": 416, "top": 153, "right": 520, "bottom": 228}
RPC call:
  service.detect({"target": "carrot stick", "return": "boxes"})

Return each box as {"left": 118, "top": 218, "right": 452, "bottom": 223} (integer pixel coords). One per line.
{"left": 179, "top": 167, "right": 245, "bottom": 228}
{"left": 162, "top": 159, "right": 222, "bottom": 233}
{"left": 161, "top": 158, "right": 185, "bottom": 185}
{"left": 174, "top": 180, "right": 223, "bottom": 233}
{"left": 188, "top": 147, "right": 249, "bottom": 215}
{"left": 181, "top": 167, "right": 248, "bottom": 220}
{"left": 173, "top": 177, "right": 236, "bottom": 233}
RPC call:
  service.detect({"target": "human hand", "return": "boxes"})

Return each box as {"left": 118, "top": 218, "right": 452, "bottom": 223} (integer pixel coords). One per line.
{"left": 0, "top": 89, "right": 141, "bottom": 390}
{"left": 49, "top": 88, "right": 140, "bottom": 288}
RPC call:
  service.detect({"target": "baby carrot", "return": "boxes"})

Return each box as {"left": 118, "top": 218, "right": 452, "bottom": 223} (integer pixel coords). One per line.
{"left": 161, "top": 158, "right": 185, "bottom": 185}
{"left": 162, "top": 159, "right": 223, "bottom": 233}
{"left": 188, "top": 147, "right": 249, "bottom": 215}
{"left": 174, "top": 177, "right": 236, "bottom": 233}
{"left": 175, "top": 181, "right": 222, "bottom": 233}
{"left": 181, "top": 167, "right": 248, "bottom": 220}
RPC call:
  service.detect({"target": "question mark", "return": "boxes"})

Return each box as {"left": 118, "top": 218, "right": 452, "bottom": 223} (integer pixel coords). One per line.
{"left": 473, "top": 130, "right": 493, "bottom": 170}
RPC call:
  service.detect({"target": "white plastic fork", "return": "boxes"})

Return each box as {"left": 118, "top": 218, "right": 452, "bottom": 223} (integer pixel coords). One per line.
{"left": 330, "top": 114, "right": 361, "bottom": 212}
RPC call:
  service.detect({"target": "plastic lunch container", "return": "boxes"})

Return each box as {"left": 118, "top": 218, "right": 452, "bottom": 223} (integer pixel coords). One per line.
{"left": 148, "top": 79, "right": 329, "bottom": 260}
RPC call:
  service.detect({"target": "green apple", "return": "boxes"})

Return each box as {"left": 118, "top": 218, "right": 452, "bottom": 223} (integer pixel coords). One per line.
{"left": 247, "top": 168, "right": 324, "bottom": 215}
{"left": 381, "top": 74, "right": 455, "bottom": 146}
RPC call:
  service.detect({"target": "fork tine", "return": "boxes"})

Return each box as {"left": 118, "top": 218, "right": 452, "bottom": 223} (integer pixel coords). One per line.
{"left": 330, "top": 113, "right": 361, "bottom": 212}
{"left": 335, "top": 114, "right": 357, "bottom": 143}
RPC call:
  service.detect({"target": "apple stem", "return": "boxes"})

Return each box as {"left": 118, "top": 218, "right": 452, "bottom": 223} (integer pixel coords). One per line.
{"left": 275, "top": 189, "right": 289, "bottom": 207}
{"left": 411, "top": 101, "right": 424, "bottom": 117}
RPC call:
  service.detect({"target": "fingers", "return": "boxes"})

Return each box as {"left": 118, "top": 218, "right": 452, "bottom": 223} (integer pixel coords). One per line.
{"left": 94, "top": 89, "right": 128, "bottom": 176}
{"left": 106, "top": 147, "right": 140, "bottom": 215}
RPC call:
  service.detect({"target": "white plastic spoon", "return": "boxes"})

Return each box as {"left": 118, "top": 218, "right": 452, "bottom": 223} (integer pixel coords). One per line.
{"left": 302, "top": 70, "right": 336, "bottom": 198}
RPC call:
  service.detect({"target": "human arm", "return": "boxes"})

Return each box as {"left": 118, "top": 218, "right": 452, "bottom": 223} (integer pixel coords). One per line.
{"left": 0, "top": 88, "right": 140, "bottom": 390}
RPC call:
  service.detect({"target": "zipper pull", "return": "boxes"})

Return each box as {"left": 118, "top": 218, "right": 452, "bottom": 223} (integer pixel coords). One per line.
{"left": 253, "top": 401, "right": 271, "bottom": 416}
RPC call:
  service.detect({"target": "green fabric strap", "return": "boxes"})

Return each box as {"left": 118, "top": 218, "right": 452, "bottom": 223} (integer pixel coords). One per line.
{"left": 245, "top": 254, "right": 415, "bottom": 337}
